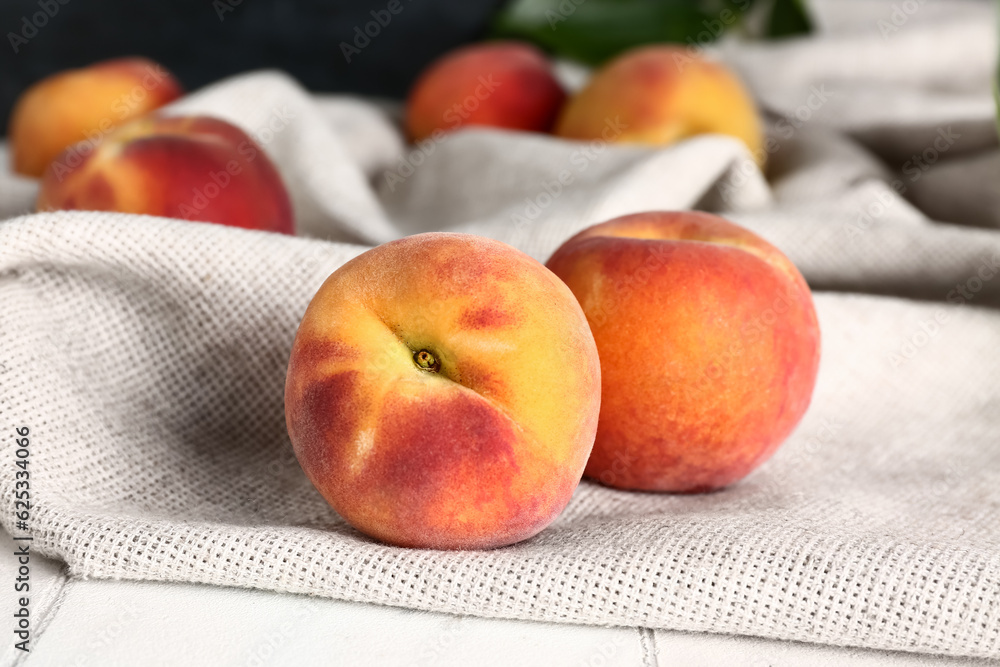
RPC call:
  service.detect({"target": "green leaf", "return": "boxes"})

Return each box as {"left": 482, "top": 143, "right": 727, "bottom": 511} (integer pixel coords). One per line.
{"left": 491, "top": 0, "right": 812, "bottom": 66}
{"left": 766, "top": 0, "right": 812, "bottom": 38}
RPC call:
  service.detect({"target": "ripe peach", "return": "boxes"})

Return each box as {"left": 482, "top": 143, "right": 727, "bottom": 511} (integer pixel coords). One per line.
{"left": 37, "top": 115, "right": 294, "bottom": 234}
{"left": 555, "top": 46, "right": 764, "bottom": 165}
{"left": 405, "top": 41, "right": 566, "bottom": 142}
{"left": 546, "top": 211, "right": 820, "bottom": 493}
{"left": 285, "top": 233, "right": 601, "bottom": 549}
{"left": 8, "top": 57, "right": 183, "bottom": 178}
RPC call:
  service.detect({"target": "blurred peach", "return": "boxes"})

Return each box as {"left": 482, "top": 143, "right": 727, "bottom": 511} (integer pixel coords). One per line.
{"left": 37, "top": 115, "right": 294, "bottom": 234}
{"left": 555, "top": 46, "right": 765, "bottom": 165}
{"left": 405, "top": 42, "right": 566, "bottom": 142}
{"left": 8, "top": 57, "right": 183, "bottom": 178}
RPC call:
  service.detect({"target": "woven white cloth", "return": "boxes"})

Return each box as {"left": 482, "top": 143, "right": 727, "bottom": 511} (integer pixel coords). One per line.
{"left": 2, "top": 0, "right": 999, "bottom": 659}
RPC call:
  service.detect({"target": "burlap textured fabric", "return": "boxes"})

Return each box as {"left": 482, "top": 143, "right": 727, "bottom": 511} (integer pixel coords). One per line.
{"left": 2, "top": 0, "right": 999, "bottom": 659}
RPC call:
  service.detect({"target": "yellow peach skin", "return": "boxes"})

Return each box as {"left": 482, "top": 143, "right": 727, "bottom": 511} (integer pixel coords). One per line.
{"left": 546, "top": 212, "right": 820, "bottom": 493}
{"left": 555, "top": 46, "right": 764, "bottom": 165}
{"left": 8, "top": 57, "right": 183, "bottom": 178}
{"left": 285, "top": 233, "right": 601, "bottom": 549}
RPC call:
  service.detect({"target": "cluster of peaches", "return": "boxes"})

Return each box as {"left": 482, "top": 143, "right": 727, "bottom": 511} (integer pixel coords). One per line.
{"left": 404, "top": 41, "right": 764, "bottom": 162}
{"left": 8, "top": 57, "right": 293, "bottom": 233}
{"left": 287, "top": 219, "right": 820, "bottom": 550}
{"left": 287, "top": 44, "right": 818, "bottom": 550}
{"left": 7, "top": 44, "right": 819, "bottom": 552}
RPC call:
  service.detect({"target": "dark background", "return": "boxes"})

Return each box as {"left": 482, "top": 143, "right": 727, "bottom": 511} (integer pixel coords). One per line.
{"left": 0, "top": 0, "right": 503, "bottom": 132}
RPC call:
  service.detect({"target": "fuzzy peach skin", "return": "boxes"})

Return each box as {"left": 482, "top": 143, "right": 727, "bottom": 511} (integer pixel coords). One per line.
{"left": 555, "top": 46, "right": 764, "bottom": 165}
{"left": 405, "top": 41, "right": 566, "bottom": 142}
{"left": 285, "top": 233, "right": 601, "bottom": 549}
{"left": 546, "top": 212, "right": 820, "bottom": 493}
{"left": 36, "top": 115, "right": 294, "bottom": 234}
{"left": 8, "top": 57, "right": 183, "bottom": 178}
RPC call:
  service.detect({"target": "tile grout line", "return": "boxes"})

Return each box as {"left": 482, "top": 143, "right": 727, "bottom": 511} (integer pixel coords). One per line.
{"left": 638, "top": 627, "right": 658, "bottom": 667}
{"left": 14, "top": 563, "right": 72, "bottom": 667}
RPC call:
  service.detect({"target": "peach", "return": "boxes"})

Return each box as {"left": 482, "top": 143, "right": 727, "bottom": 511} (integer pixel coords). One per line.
{"left": 555, "top": 46, "right": 765, "bottom": 165}
{"left": 37, "top": 115, "right": 294, "bottom": 234}
{"left": 546, "top": 211, "right": 820, "bottom": 493}
{"left": 284, "top": 233, "right": 601, "bottom": 549}
{"left": 405, "top": 41, "right": 566, "bottom": 142}
{"left": 8, "top": 57, "right": 183, "bottom": 178}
